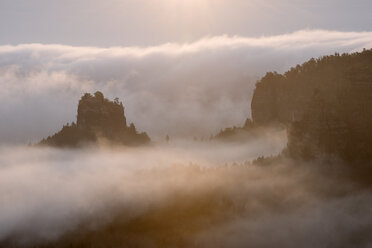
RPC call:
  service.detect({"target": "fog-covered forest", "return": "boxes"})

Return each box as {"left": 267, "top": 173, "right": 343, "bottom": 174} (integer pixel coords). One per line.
{"left": 1, "top": 49, "right": 372, "bottom": 247}
{"left": 1, "top": 1, "right": 372, "bottom": 247}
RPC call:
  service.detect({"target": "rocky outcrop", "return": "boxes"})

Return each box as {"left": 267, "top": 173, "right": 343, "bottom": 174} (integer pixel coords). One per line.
{"left": 251, "top": 49, "right": 372, "bottom": 161}
{"left": 77, "top": 92, "right": 127, "bottom": 139}
{"left": 251, "top": 72, "right": 308, "bottom": 125}
{"left": 40, "top": 91, "right": 150, "bottom": 147}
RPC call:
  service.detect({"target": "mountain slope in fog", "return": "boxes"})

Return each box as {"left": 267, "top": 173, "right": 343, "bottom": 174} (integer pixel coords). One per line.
{"left": 40, "top": 91, "right": 150, "bottom": 147}
{"left": 3, "top": 50, "right": 372, "bottom": 248}
{"left": 251, "top": 49, "right": 372, "bottom": 161}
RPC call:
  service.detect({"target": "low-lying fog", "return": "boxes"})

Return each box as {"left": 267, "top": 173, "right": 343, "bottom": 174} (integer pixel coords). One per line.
{"left": 1, "top": 129, "right": 372, "bottom": 247}
{"left": 1, "top": 130, "right": 285, "bottom": 244}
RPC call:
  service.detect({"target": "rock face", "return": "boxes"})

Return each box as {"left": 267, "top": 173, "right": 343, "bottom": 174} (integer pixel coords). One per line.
{"left": 40, "top": 91, "right": 150, "bottom": 147}
{"left": 251, "top": 49, "right": 372, "bottom": 161}
{"left": 251, "top": 72, "right": 307, "bottom": 125}
{"left": 77, "top": 92, "right": 127, "bottom": 139}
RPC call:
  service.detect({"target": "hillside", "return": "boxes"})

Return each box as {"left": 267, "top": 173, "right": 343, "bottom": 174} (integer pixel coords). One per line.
{"left": 251, "top": 49, "right": 372, "bottom": 161}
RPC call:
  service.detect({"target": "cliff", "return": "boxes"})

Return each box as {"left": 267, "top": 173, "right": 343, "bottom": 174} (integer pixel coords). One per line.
{"left": 251, "top": 49, "right": 372, "bottom": 161}
{"left": 40, "top": 91, "right": 150, "bottom": 147}
{"left": 77, "top": 92, "right": 127, "bottom": 139}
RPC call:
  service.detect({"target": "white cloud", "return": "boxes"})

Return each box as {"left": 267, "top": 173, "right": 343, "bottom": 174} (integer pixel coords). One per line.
{"left": 1, "top": 29, "right": 372, "bottom": 143}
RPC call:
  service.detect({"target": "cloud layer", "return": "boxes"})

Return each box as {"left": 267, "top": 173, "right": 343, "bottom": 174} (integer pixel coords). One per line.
{"left": 1, "top": 29, "right": 372, "bottom": 143}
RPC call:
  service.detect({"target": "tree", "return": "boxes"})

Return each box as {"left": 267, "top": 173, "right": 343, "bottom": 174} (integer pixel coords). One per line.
{"left": 94, "top": 91, "right": 104, "bottom": 101}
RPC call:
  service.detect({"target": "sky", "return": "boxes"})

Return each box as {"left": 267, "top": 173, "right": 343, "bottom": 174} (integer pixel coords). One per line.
{"left": 0, "top": 0, "right": 371, "bottom": 46}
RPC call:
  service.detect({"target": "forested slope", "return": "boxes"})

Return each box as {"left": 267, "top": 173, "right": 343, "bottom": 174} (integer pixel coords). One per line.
{"left": 251, "top": 49, "right": 372, "bottom": 161}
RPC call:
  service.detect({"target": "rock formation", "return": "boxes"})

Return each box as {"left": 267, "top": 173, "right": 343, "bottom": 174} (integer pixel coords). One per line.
{"left": 40, "top": 91, "right": 150, "bottom": 147}
{"left": 251, "top": 49, "right": 372, "bottom": 161}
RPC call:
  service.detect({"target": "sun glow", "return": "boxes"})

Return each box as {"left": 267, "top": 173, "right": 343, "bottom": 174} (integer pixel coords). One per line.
{"left": 161, "top": 0, "right": 210, "bottom": 13}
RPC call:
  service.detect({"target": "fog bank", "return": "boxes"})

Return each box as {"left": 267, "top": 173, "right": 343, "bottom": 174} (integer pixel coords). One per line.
{"left": 0, "top": 132, "right": 287, "bottom": 244}
{"left": 1, "top": 139, "right": 372, "bottom": 247}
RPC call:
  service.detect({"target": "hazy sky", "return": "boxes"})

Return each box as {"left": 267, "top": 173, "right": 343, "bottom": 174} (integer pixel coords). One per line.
{"left": 0, "top": 0, "right": 371, "bottom": 46}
